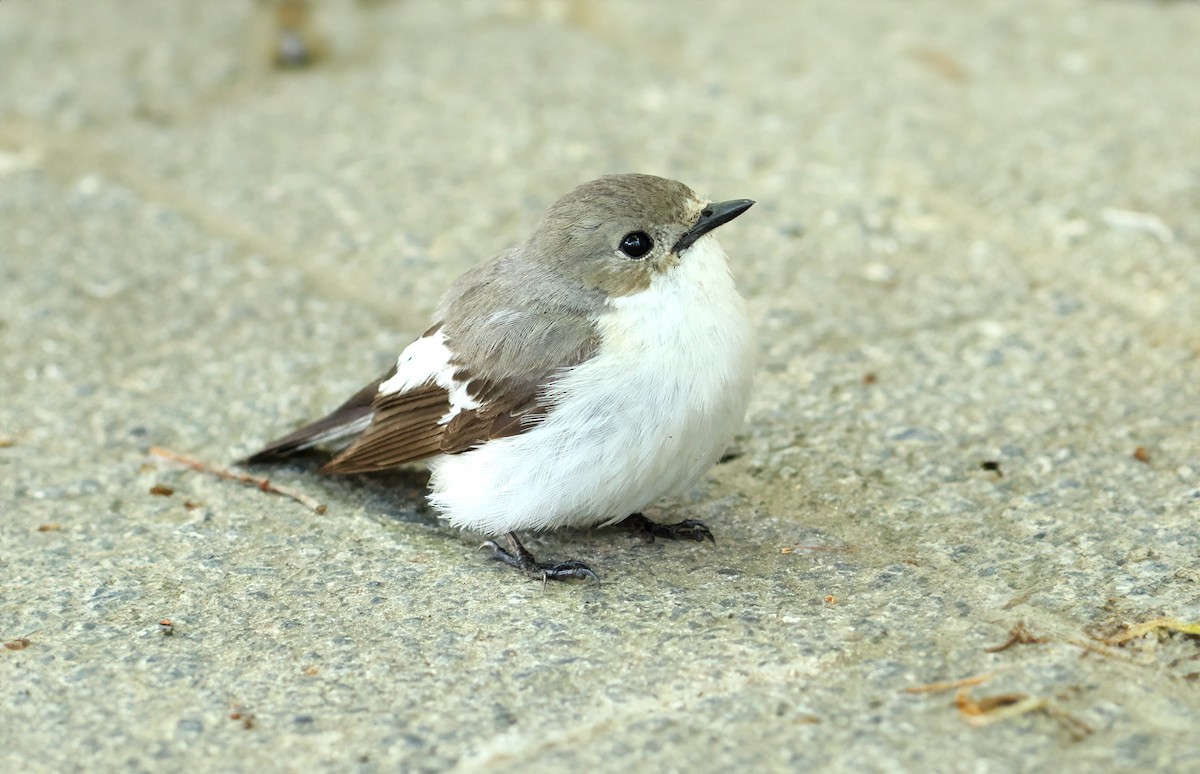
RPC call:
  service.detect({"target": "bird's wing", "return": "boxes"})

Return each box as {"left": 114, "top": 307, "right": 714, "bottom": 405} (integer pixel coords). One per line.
{"left": 245, "top": 248, "right": 602, "bottom": 473}
{"left": 320, "top": 313, "right": 596, "bottom": 474}
{"left": 318, "top": 382, "right": 457, "bottom": 472}
{"left": 320, "top": 370, "right": 544, "bottom": 474}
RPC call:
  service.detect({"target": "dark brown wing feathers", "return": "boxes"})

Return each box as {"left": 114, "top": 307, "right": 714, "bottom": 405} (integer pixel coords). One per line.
{"left": 320, "top": 370, "right": 549, "bottom": 473}
{"left": 321, "top": 384, "right": 452, "bottom": 473}
{"left": 438, "top": 374, "right": 547, "bottom": 454}
{"left": 246, "top": 258, "right": 601, "bottom": 474}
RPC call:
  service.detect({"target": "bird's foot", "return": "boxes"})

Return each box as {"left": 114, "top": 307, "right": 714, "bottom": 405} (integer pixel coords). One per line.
{"left": 480, "top": 532, "right": 598, "bottom": 583}
{"left": 619, "top": 512, "right": 715, "bottom": 544}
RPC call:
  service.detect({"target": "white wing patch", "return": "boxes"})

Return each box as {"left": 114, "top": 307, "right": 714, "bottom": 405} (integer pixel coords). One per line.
{"left": 378, "top": 328, "right": 479, "bottom": 424}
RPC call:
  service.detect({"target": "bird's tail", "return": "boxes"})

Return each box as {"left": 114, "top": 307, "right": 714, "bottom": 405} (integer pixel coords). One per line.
{"left": 240, "top": 367, "right": 393, "bottom": 464}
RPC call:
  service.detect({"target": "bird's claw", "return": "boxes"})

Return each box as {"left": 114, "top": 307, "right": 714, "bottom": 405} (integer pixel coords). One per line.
{"left": 480, "top": 537, "right": 599, "bottom": 583}
{"left": 620, "top": 513, "right": 716, "bottom": 544}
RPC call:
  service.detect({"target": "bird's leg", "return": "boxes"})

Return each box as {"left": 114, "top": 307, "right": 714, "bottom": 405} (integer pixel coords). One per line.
{"left": 480, "top": 532, "right": 598, "bottom": 582}
{"left": 618, "top": 512, "right": 715, "bottom": 544}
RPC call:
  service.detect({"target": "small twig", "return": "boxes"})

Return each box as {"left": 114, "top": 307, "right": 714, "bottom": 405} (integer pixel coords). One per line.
{"left": 907, "top": 672, "right": 1091, "bottom": 740}
{"left": 955, "top": 687, "right": 1093, "bottom": 740}
{"left": 984, "top": 622, "right": 1047, "bottom": 653}
{"left": 1064, "top": 638, "right": 1146, "bottom": 663}
{"left": 3, "top": 629, "right": 42, "bottom": 650}
{"left": 904, "top": 672, "right": 993, "bottom": 694}
{"left": 1102, "top": 617, "right": 1200, "bottom": 646}
{"left": 780, "top": 544, "right": 858, "bottom": 555}
{"left": 955, "top": 688, "right": 1042, "bottom": 725}
{"left": 1044, "top": 704, "right": 1095, "bottom": 741}
{"left": 149, "top": 446, "right": 327, "bottom": 514}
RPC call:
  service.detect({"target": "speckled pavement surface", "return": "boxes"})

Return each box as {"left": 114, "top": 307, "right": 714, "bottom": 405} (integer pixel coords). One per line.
{"left": 2, "top": 1, "right": 1198, "bottom": 771}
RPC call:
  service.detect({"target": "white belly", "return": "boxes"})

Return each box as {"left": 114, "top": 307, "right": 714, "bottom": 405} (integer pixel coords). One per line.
{"left": 427, "top": 237, "right": 754, "bottom": 535}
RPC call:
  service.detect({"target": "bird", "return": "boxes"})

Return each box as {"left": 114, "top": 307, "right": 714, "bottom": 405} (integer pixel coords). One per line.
{"left": 243, "top": 173, "right": 755, "bottom": 581}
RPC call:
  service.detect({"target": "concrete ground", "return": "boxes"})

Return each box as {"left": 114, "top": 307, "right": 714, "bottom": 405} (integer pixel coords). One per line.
{"left": 2, "top": 0, "right": 1198, "bottom": 771}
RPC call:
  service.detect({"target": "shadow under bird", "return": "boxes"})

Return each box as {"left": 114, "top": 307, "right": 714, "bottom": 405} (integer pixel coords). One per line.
{"left": 243, "top": 174, "right": 756, "bottom": 581}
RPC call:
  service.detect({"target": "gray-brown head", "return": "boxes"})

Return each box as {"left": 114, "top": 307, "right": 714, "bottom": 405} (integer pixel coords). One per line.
{"left": 526, "top": 174, "right": 754, "bottom": 296}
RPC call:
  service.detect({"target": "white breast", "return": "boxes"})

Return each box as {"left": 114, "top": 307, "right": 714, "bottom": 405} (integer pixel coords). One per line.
{"left": 427, "top": 236, "right": 755, "bottom": 535}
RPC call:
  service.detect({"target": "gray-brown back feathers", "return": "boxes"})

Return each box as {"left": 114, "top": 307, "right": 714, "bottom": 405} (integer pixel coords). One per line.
{"left": 245, "top": 174, "right": 704, "bottom": 471}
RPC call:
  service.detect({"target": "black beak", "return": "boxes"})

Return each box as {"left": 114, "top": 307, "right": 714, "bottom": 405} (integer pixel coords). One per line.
{"left": 673, "top": 198, "right": 755, "bottom": 253}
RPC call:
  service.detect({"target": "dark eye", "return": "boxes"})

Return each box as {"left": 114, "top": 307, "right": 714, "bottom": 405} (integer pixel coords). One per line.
{"left": 619, "top": 231, "right": 653, "bottom": 259}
